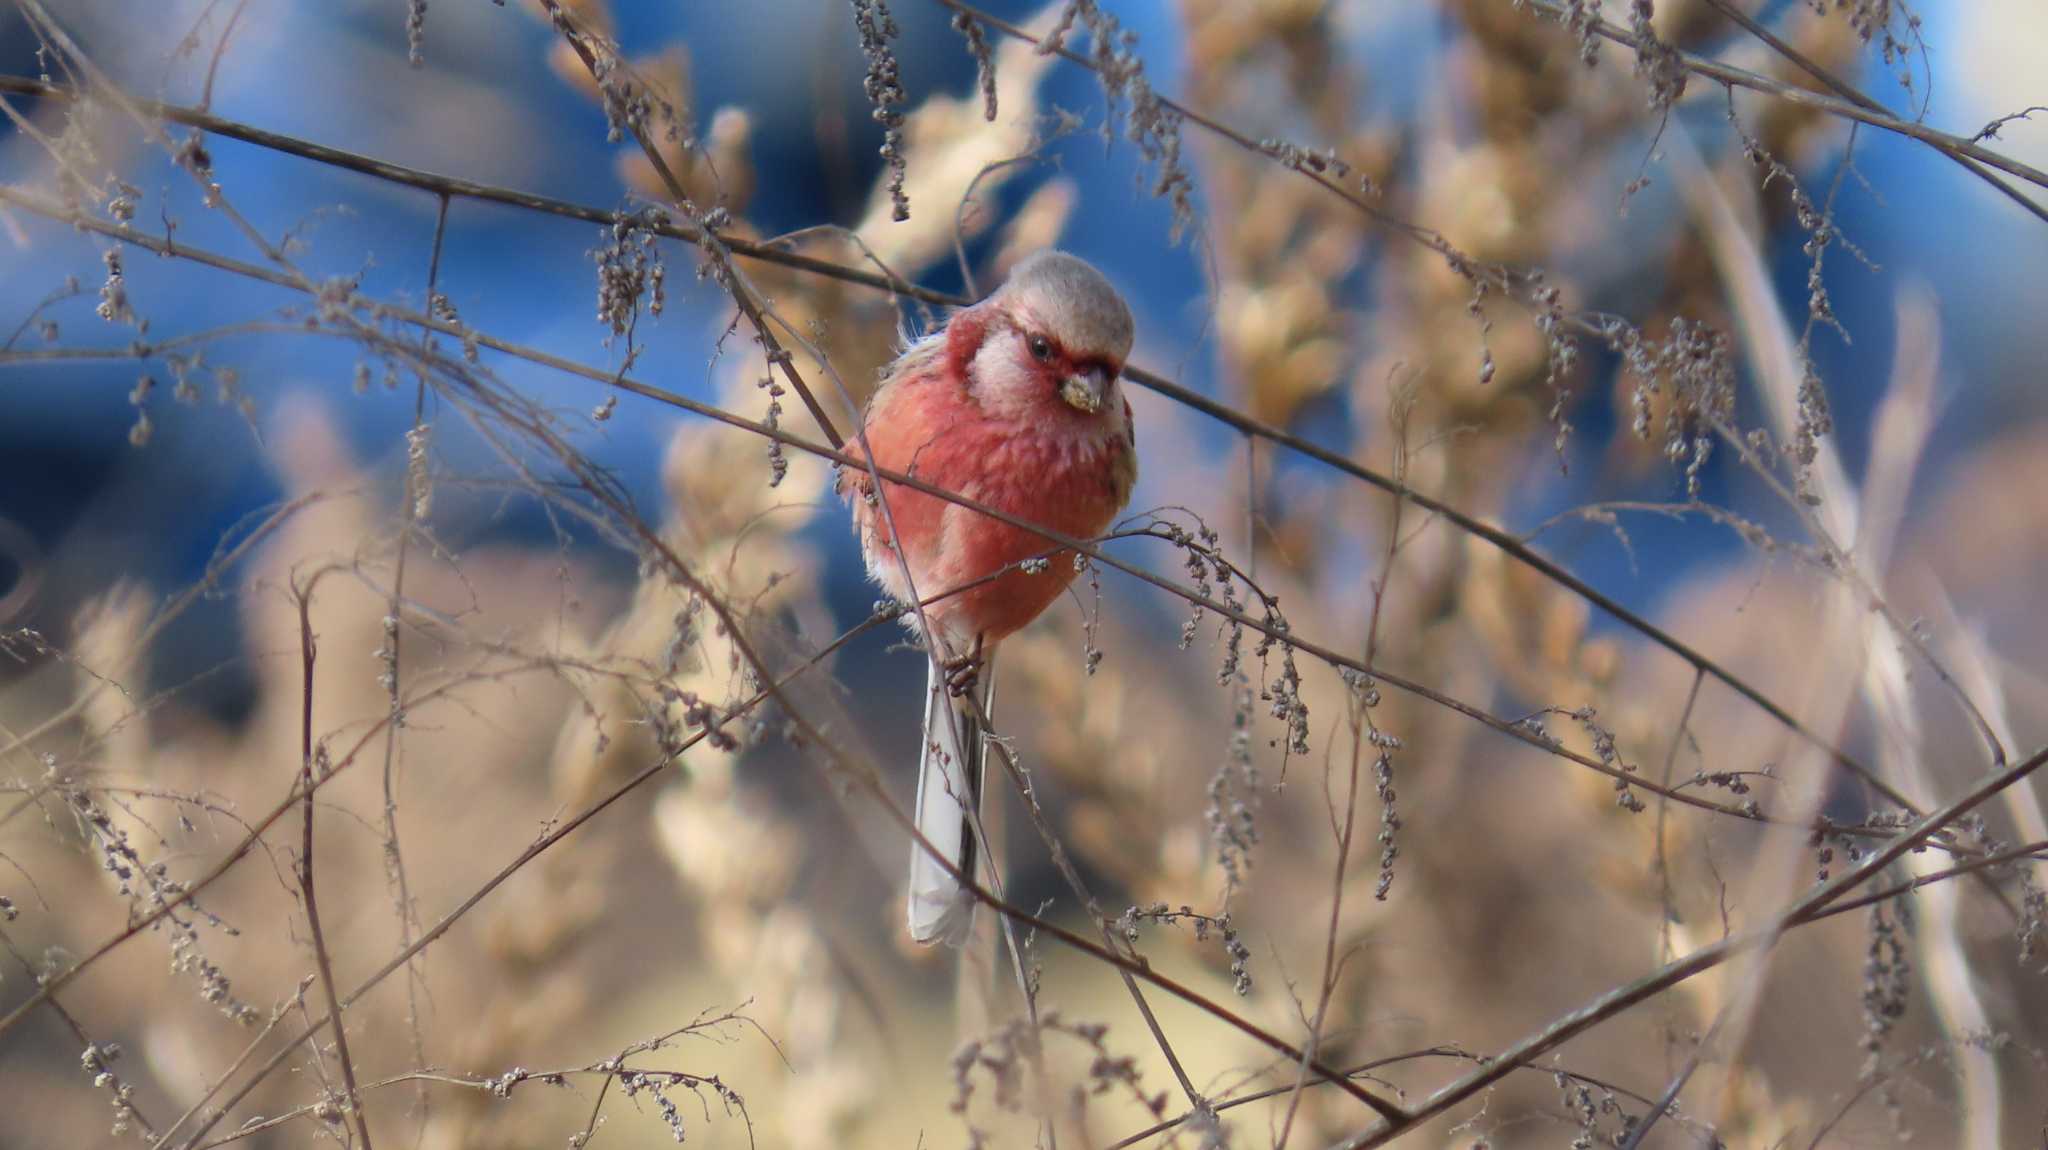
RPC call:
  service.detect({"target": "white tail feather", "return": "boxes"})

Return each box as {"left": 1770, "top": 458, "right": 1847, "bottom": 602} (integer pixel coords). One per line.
{"left": 907, "top": 656, "right": 985, "bottom": 946}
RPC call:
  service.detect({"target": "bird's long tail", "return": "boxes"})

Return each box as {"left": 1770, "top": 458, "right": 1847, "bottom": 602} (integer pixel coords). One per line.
{"left": 907, "top": 653, "right": 992, "bottom": 946}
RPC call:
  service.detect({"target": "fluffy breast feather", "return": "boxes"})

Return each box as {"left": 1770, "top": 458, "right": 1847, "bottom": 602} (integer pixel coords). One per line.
{"left": 846, "top": 357, "right": 1135, "bottom": 647}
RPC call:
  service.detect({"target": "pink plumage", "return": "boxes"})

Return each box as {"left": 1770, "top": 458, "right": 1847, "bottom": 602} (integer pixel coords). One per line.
{"left": 840, "top": 251, "right": 1138, "bottom": 944}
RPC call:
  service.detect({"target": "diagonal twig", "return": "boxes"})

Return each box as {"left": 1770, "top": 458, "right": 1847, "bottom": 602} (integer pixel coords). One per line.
{"left": 1340, "top": 741, "right": 2048, "bottom": 1148}
{"left": 0, "top": 70, "right": 1930, "bottom": 822}
{"left": 1695, "top": 0, "right": 2048, "bottom": 226}
{"left": 0, "top": 182, "right": 1980, "bottom": 859}
{"left": 290, "top": 577, "right": 373, "bottom": 1150}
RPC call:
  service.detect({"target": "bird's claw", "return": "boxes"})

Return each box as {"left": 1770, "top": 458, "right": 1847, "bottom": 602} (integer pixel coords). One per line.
{"left": 942, "top": 653, "right": 983, "bottom": 698}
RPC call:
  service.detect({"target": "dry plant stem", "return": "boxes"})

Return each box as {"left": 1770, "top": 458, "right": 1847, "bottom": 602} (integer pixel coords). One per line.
{"left": 1275, "top": 705, "right": 1363, "bottom": 1150}
{"left": 570, "top": 1073, "right": 611, "bottom": 1150}
{"left": 0, "top": 647, "right": 558, "bottom": 1042}
{"left": 0, "top": 31, "right": 2015, "bottom": 1121}
{"left": 0, "top": 71, "right": 953, "bottom": 306}
{"left": 0, "top": 937, "right": 161, "bottom": 1138}
{"left": 0, "top": 75, "right": 1923, "bottom": 825}
{"left": 0, "top": 490, "right": 324, "bottom": 763}
{"left": 1696, "top": 0, "right": 2048, "bottom": 225}
{"left": 0, "top": 6, "right": 2031, "bottom": 1137}
{"left": 292, "top": 580, "right": 374, "bottom": 1150}
{"left": 0, "top": 322, "right": 336, "bottom": 366}
{"left": 194, "top": 0, "right": 251, "bottom": 114}
{"left": 1720, "top": 412, "right": 2009, "bottom": 771}
{"left": 552, "top": 2, "right": 1269, "bottom": 1113}
{"left": 151, "top": 977, "right": 316, "bottom": 1150}
{"left": 0, "top": 192, "right": 1819, "bottom": 840}
{"left": 1689, "top": 162, "right": 2006, "bottom": 772}
{"left": 1617, "top": 999, "right": 1732, "bottom": 1150}
{"left": 882, "top": 14, "right": 1922, "bottom": 825}
{"left": 940, "top": 843, "right": 1411, "bottom": 1124}
{"left": 532, "top": 0, "right": 843, "bottom": 450}
{"left": 1244, "top": 435, "right": 1257, "bottom": 580}
{"left": 1111, "top": 1045, "right": 1703, "bottom": 1150}
{"left": 1655, "top": 668, "right": 1706, "bottom": 966}
{"left": 932, "top": 0, "right": 2048, "bottom": 197}
{"left": 1813, "top": 839, "right": 2048, "bottom": 922}
{"left": 184, "top": 1063, "right": 739, "bottom": 1150}
{"left": 965, "top": 693, "right": 1204, "bottom": 1108}
{"left": 0, "top": 185, "right": 1968, "bottom": 859}
{"left": 526, "top": 13, "right": 1081, "bottom": 1116}
{"left": 522, "top": 18, "right": 1059, "bottom": 1091}
{"left": 1803, "top": 1067, "right": 1901, "bottom": 1150}
{"left": 373, "top": 191, "right": 447, "bottom": 1106}
{"left": 1940, "top": 614, "right": 2048, "bottom": 903}
{"left": 1511, "top": 0, "right": 2048, "bottom": 193}
{"left": 167, "top": 543, "right": 1188, "bottom": 1146}
{"left": 1278, "top": 430, "right": 1408, "bottom": 1150}
{"left": 181, "top": 1008, "right": 763, "bottom": 1150}
{"left": 1338, "top": 742, "right": 2048, "bottom": 1149}
{"left": 1, "top": 278, "right": 83, "bottom": 352}
{"left": 162, "top": 603, "right": 897, "bottom": 1150}
{"left": 395, "top": 290, "right": 1413, "bottom": 1129}
{"left": 952, "top": 148, "right": 1048, "bottom": 296}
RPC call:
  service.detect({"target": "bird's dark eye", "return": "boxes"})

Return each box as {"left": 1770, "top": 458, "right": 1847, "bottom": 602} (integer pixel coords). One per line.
{"left": 1027, "top": 335, "right": 1054, "bottom": 363}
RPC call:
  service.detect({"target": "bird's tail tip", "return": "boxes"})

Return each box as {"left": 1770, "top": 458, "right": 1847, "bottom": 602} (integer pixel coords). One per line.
{"left": 906, "top": 655, "right": 985, "bottom": 947}
{"left": 906, "top": 888, "right": 976, "bottom": 947}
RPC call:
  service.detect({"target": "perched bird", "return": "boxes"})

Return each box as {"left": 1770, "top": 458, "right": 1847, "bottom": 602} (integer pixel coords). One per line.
{"left": 840, "top": 251, "right": 1138, "bottom": 945}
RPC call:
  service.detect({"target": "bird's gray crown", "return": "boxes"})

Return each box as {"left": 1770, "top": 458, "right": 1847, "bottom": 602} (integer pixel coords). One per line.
{"left": 998, "top": 250, "right": 1135, "bottom": 364}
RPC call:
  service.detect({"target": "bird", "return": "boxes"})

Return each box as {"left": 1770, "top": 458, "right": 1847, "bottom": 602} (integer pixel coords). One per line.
{"left": 839, "top": 250, "right": 1138, "bottom": 946}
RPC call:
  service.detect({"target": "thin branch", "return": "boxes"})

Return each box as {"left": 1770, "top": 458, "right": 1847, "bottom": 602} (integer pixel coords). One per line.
{"left": 1616, "top": 998, "right": 1731, "bottom": 1150}
{"left": 1697, "top": 0, "right": 2048, "bottom": 225}
{"left": 0, "top": 649, "right": 556, "bottom": 1044}
{"left": 531, "top": 0, "right": 844, "bottom": 450}
{"left": 0, "top": 488, "right": 326, "bottom": 762}
{"left": 1514, "top": 0, "right": 2048, "bottom": 192}
{"left": 1278, "top": 402, "right": 1411, "bottom": 1150}
{"left": 166, "top": 547, "right": 1210, "bottom": 1145}
{"left": 0, "top": 184, "right": 1973, "bottom": 859}
{"left": 1813, "top": 839, "right": 2048, "bottom": 923}
{"left": 896, "top": 8, "right": 1930, "bottom": 824}
{"left": 1111, "top": 1045, "right": 1710, "bottom": 1150}
{"left": 1341, "top": 742, "right": 2048, "bottom": 1148}
{"left": 290, "top": 578, "right": 373, "bottom": 1150}
{"left": 165, "top": 603, "right": 891, "bottom": 1149}
{"left": 372, "top": 189, "right": 449, "bottom": 1117}
{"left": 0, "top": 72, "right": 1926, "bottom": 824}
{"left": 1973, "top": 105, "right": 2048, "bottom": 143}
{"left": 1654, "top": 668, "right": 1706, "bottom": 967}
{"left": 962, "top": 686, "right": 1206, "bottom": 1109}
{"left": 150, "top": 977, "right": 316, "bottom": 1150}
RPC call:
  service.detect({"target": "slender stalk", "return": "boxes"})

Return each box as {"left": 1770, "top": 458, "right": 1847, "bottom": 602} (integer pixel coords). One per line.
{"left": 291, "top": 580, "right": 373, "bottom": 1150}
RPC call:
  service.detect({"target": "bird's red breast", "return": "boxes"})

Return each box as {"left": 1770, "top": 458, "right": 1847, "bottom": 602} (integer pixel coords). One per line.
{"left": 843, "top": 303, "right": 1137, "bottom": 652}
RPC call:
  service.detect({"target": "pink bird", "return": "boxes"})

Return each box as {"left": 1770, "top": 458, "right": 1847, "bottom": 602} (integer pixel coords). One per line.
{"left": 840, "top": 251, "right": 1138, "bottom": 945}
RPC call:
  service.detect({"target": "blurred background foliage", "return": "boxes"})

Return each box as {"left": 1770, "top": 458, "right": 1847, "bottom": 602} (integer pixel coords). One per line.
{"left": 1, "top": 1, "right": 2045, "bottom": 1147}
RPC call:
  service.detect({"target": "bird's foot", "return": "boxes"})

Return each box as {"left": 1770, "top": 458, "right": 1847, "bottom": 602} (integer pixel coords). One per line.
{"left": 942, "top": 652, "right": 984, "bottom": 699}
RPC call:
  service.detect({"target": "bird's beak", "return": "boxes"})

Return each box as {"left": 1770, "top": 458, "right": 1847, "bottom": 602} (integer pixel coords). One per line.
{"left": 1059, "top": 366, "right": 1109, "bottom": 414}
